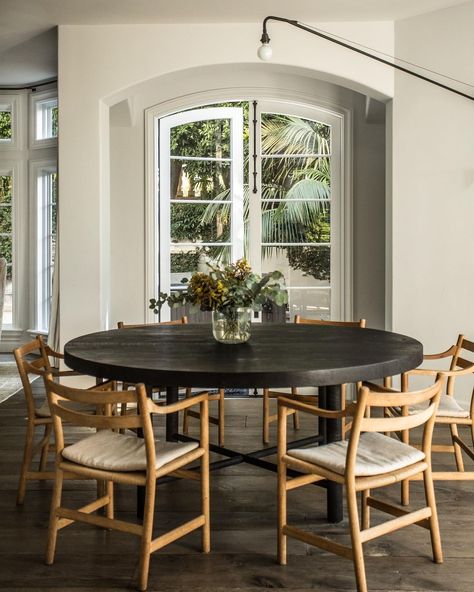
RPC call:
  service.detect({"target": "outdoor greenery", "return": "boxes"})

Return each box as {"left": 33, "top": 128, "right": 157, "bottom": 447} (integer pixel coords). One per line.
{"left": 169, "top": 103, "right": 331, "bottom": 282}
{"left": 0, "top": 176, "right": 12, "bottom": 266}
{"left": 150, "top": 258, "right": 287, "bottom": 315}
{"left": 0, "top": 111, "right": 12, "bottom": 140}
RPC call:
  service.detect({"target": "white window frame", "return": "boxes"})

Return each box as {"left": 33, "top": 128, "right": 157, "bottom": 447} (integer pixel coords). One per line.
{"left": 156, "top": 107, "right": 244, "bottom": 321}
{"left": 0, "top": 95, "right": 19, "bottom": 151}
{"left": 145, "top": 88, "right": 352, "bottom": 324}
{"left": 29, "top": 89, "right": 58, "bottom": 149}
{"left": 30, "top": 159, "right": 57, "bottom": 333}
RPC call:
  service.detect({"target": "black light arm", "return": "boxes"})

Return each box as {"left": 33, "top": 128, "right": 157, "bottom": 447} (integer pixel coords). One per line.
{"left": 260, "top": 16, "right": 474, "bottom": 102}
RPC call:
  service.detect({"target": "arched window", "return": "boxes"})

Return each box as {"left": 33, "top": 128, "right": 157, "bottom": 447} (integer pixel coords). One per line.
{"left": 151, "top": 98, "right": 346, "bottom": 322}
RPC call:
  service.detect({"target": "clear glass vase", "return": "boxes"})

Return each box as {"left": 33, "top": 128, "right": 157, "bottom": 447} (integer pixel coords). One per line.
{"left": 212, "top": 308, "right": 252, "bottom": 344}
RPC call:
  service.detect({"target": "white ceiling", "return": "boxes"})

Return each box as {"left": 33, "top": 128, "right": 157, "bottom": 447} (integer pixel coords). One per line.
{"left": 0, "top": 0, "right": 469, "bottom": 86}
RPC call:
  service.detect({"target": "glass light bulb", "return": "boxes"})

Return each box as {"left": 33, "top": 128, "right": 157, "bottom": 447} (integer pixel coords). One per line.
{"left": 257, "top": 43, "right": 273, "bottom": 61}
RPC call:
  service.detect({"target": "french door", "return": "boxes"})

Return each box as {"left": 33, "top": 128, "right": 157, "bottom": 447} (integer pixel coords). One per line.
{"left": 156, "top": 99, "right": 344, "bottom": 322}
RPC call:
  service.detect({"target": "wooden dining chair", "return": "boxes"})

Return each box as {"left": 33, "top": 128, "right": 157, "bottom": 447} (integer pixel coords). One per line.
{"left": 117, "top": 317, "right": 226, "bottom": 446}
{"left": 262, "top": 317, "right": 366, "bottom": 444}
{"left": 394, "top": 334, "right": 474, "bottom": 505}
{"left": 277, "top": 378, "right": 443, "bottom": 592}
{"left": 14, "top": 336, "right": 114, "bottom": 505}
{"left": 44, "top": 377, "right": 210, "bottom": 592}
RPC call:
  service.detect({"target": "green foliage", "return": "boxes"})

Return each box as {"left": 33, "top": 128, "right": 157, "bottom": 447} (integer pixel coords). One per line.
{"left": 0, "top": 176, "right": 12, "bottom": 264}
{"left": 52, "top": 107, "right": 58, "bottom": 137}
{"left": 150, "top": 259, "right": 287, "bottom": 316}
{"left": 0, "top": 111, "right": 12, "bottom": 140}
{"left": 168, "top": 104, "right": 332, "bottom": 282}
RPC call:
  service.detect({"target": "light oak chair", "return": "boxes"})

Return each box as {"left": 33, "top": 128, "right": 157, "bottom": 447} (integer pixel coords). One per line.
{"left": 262, "top": 317, "right": 366, "bottom": 444}
{"left": 44, "top": 377, "right": 210, "bottom": 592}
{"left": 396, "top": 334, "right": 474, "bottom": 504}
{"left": 14, "top": 336, "right": 114, "bottom": 505}
{"left": 118, "top": 317, "right": 226, "bottom": 446}
{"left": 277, "top": 379, "right": 443, "bottom": 592}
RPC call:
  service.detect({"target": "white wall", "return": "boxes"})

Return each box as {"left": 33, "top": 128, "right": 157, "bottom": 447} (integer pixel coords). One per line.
{"left": 58, "top": 21, "right": 393, "bottom": 346}
{"left": 392, "top": 3, "right": 474, "bottom": 345}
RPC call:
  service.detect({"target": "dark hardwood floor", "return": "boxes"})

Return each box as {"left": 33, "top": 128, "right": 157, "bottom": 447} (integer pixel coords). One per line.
{"left": 1, "top": 377, "right": 474, "bottom": 591}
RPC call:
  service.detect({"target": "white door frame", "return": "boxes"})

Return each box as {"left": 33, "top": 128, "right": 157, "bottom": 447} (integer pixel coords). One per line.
{"left": 145, "top": 88, "right": 352, "bottom": 323}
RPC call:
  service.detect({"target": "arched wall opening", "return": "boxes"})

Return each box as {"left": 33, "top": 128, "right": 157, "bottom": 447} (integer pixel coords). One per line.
{"left": 107, "top": 63, "right": 387, "bottom": 329}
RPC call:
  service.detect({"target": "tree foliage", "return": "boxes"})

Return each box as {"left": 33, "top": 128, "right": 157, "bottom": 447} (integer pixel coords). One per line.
{"left": 0, "top": 111, "right": 12, "bottom": 140}
{"left": 168, "top": 104, "right": 331, "bottom": 282}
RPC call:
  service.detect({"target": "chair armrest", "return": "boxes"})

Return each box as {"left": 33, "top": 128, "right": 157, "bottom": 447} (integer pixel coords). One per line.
{"left": 407, "top": 365, "right": 474, "bottom": 378}
{"left": 278, "top": 395, "right": 353, "bottom": 419}
{"left": 424, "top": 345, "right": 457, "bottom": 360}
{"left": 148, "top": 391, "right": 208, "bottom": 415}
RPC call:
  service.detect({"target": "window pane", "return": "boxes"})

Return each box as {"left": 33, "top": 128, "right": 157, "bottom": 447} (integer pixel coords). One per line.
{"left": 170, "top": 119, "right": 231, "bottom": 158}
{"left": 262, "top": 246, "right": 330, "bottom": 287}
{"left": 261, "top": 156, "right": 331, "bottom": 201}
{"left": 171, "top": 203, "right": 230, "bottom": 244}
{"left": 170, "top": 245, "right": 230, "bottom": 290}
{"left": 0, "top": 175, "right": 12, "bottom": 204}
{"left": 288, "top": 288, "right": 331, "bottom": 321}
{"left": 0, "top": 106, "right": 12, "bottom": 141}
{"left": 261, "top": 201, "right": 330, "bottom": 244}
{"left": 0, "top": 207, "right": 12, "bottom": 233}
{"left": 36, "top": 98, "right": 58, "bottom": 140}
{"left": 169, "top": 159, "right": 231, "bottom": 200}
{"left": 261, "top": 113, "right": 330, "bottom": 155}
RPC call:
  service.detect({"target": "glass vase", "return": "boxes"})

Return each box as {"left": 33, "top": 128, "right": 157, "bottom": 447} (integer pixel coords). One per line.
{"left": 212, "top": 308, "right": 252, "bottom": 344}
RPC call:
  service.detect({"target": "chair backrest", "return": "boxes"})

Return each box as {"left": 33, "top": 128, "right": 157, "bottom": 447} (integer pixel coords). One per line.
{"left": 345, "top": 379, "right": 443, "bottom": 478}
{"left": 44, "top": 377, "right": 159, "bottom": 471}
{"left": 13, "top": 336, "right": 54, "bottom": 419}
{"left": 117, "top": 316, "right": 188, "bottom": 329}
{"left": 294, "top": 316, "right": 366, "bottom": 328}
{"left": 447, "top": 334, "right": 474, "bottom": 395}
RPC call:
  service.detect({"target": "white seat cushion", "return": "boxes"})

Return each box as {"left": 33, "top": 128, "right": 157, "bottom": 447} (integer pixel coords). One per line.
{"left": 288, "top": 432, "right": 425, "bottom": 477}
{"left": 36, "top": 399, "right": 52, "bottom": 417}
{"left": 62, "top": 430, "right": 199, "bottom": 471}
{"left": 408, "top": 395, "right": 469, "bottom": 419}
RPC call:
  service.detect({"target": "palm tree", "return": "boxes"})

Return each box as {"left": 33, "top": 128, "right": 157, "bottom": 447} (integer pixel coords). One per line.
{"left": 201, "top": 113, "right": 331, "bottom": 280}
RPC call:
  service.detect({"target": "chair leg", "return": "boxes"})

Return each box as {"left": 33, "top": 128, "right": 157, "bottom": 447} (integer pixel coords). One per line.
{"left": 182, "top": 388, "right": 192, "bottom": 435}
{"left": 201, "top": 440, "right": 210, "bottom": 553}
{"left": 277, "top": 458, "right": 287, "bottom": 565}
{"left": 138, "top": 480, "right": 156, "bottom": 592}
{"left": 290, "top": 388, "right": 300, "bottom": 430}
{"left": 401, "top": 427, "right": 410, "bottom": 506}
{"left": 361, "top": 490, "right": 370, "bottom": 530}
{"left": 106, "top": 481, "right": 114, "bottom": 520}
{"left": 263, "top": 388, "right": 270, "bottom": 445}
{"left": 17, "top": 422, "right": 35, "bottom": 505}
{"left": 218, "top": 388, "right": 225, "bottom": 447}
{"left": 292, "top": 410, "right": 300, "bottom": 430}
{"left": 39, "top": 423, "right": 53, "bottom": 472}
{"left": 347, "top": 481, "right": 368, "bottom": 592}
{"left": 45, "top": 468, "right": 64, "bottom": 565}
{"left": 423, "top": 467, "right": 443, "bottom": 564}
{"left": 450, "top": 423, "right": 465, "bottom": 471}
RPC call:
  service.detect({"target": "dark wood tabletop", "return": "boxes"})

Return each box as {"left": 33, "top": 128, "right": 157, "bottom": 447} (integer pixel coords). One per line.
{"left": 64, "top": 323, "right": 423, "bottom": 389}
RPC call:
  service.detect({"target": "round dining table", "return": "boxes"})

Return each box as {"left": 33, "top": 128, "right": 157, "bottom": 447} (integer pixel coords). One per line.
{"left": 64, "top": 323, "right": 422, "bottom": 523}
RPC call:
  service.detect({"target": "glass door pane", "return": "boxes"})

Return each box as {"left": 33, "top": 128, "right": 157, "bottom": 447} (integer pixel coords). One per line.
{"left": 158, "top": 107, "right": 244, "bottom": 320}
{"left": 257, "top": 106, "right": 339, "bottom": 322}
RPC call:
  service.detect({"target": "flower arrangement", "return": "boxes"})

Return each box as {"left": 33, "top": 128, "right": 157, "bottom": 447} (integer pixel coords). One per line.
{"left": 149, "top": 259, "right": 288, "bottom": 343}
{"left": 149, "top": 258, "right": 288, "bottom": 315}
